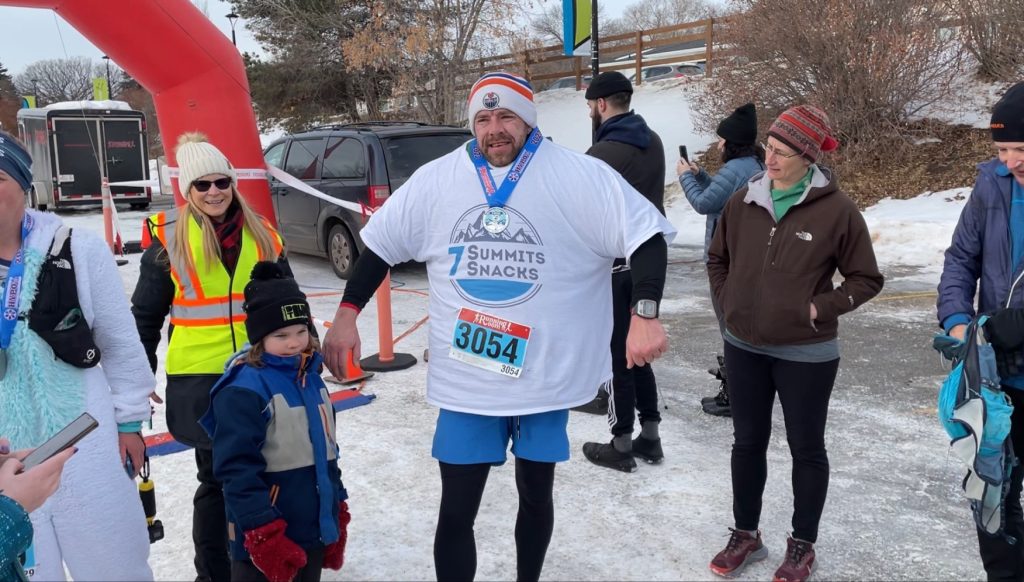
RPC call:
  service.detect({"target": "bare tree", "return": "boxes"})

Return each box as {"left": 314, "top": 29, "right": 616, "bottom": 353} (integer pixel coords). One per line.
{"left": 15, "top": 57, "right": 97, "bottom": 104}
{"left": 530, "top": 2, "right": 564, "bottom": 45}
{"left": 622, "top": 0, "right": 718, "bottom": 31}
{"left": 693, "top": 0, "right": 964, "bottom": 160}
{"left": 944, "top": 0, "right": 1023, "bottom": 81}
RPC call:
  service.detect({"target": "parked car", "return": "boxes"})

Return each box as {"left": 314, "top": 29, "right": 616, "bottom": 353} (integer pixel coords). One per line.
{"left": 543, "top": 75, "right": 592, "bottom": 91}
{"left": 630, "top": 63, "right": 705, "bottom": 83}
{"left": 263, "top": 122, "right": 472, "bottom": 278}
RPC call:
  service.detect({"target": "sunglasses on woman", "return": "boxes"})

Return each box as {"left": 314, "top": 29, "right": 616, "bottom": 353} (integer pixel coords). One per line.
{"left": 192, "top": 178, "right": 233, "bottom": 192}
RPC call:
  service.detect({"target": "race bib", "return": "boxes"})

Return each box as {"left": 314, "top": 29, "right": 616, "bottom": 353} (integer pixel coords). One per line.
{"left": 449, "top": 308, "right": 531, "bottom": 378}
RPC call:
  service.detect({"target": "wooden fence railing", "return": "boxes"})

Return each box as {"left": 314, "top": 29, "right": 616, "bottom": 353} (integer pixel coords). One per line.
{"left": 460, "top": 17, "right": 732, "bottom": 92}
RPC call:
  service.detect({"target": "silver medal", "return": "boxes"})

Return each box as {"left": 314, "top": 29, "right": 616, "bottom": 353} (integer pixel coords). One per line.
{"left": 482, "top": 207, "right": 509, "bottom": 235}
{"left": 0, "top": 349, "right": 6, "bottom": 381}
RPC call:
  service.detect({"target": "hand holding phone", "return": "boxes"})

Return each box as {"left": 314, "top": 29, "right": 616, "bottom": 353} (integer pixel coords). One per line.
{"left": 678, "top": 145, "right": 689, "bottom": 163}
{"left": 20, "top": 412, "right": 97, "bottom": 472}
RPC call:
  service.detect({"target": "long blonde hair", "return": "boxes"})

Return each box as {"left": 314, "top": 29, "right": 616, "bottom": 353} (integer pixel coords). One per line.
{"left": 169, "top": 134, "right": 280, "bottom": 273}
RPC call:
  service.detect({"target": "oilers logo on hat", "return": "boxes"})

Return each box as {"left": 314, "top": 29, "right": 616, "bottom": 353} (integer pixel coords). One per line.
{"left": 483, "top": 92, "right": 500, "bottom": 109}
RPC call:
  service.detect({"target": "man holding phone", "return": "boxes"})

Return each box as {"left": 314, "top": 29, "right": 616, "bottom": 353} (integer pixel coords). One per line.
{"left": 580, "top": 71, "right": 669, "bottom": 472}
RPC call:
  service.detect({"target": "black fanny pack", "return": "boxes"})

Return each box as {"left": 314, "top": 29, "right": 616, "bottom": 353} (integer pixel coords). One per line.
{"left": 27, "top": 226, "right": 101, "bottom": 368}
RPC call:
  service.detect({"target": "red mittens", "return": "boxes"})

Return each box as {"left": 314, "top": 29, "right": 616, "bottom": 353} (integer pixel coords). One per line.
{"left": 323, "top": 501, "right": 351, "bottom": 570}
{"left": 243, "top": 518, "right": 308, "bottom": 582}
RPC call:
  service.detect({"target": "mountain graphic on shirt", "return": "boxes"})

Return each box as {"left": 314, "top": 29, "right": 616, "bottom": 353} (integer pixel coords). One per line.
{"left": 452, "top": 213, "right": 537, "bottom": 244}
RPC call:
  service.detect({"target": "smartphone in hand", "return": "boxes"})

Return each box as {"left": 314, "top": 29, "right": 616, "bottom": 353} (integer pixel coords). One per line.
{"left": 678, "top": 145, "right": 689, "bottom": 163}
{"left": 20, "top": 412, "right": 98, "bottom": 472}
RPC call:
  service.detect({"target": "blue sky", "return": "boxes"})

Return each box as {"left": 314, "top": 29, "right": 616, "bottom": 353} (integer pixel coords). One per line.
{"left": 0, "top": 0, "right": 630, "bottom": 77}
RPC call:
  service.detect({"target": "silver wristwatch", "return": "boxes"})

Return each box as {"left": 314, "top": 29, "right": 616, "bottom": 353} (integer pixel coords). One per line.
{"left": 631, "top": 299, "right": 659, "bottom": 319}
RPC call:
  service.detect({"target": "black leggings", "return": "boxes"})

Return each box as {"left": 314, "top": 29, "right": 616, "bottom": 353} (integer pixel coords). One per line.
{"left": 609, "top": 270, "right": 660, "bottom": 435}
{"left": 434, "top": 458, "right": 555, "bottom": 582}
{"left": 724, "top": 341, "right": 839, "bottom": 543}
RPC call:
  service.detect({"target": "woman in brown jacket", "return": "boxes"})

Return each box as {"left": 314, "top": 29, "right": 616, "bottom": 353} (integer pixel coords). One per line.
{"left": 704, "top": 105, "right": 883, "bottom": 582}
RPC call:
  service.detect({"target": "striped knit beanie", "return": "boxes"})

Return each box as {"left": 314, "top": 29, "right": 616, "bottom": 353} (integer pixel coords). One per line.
{"left": 0, "top": 131, "right": 33, "bottom": 191}
{"left": 174, "top": 132, "right": 236, "bottom": 193}
{"left": 768, "top": 105, "right": 839, "bottom": 162}
{"left": 467, "top": 72, "right": 537, "bottom": 136}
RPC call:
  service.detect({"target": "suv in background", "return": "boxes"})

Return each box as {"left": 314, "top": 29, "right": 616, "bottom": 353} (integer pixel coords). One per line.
{"left": 543, "top": 75, "right": 592, "bottom": 91}
{"left": 630, "top": 63, "right": 705, "bottom": 83}
{"left": 263, "top": 122, "right": 472, "bottom": 278}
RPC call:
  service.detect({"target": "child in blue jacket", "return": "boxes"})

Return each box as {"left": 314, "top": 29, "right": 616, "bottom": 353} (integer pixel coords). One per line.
{"left": 200, "top": 262, "right": 349, "bottom": 582}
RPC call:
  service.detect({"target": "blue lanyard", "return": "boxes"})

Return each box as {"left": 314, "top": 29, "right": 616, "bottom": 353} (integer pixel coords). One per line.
{"left": 0, "top": 214, "right": 32, "bottom": 350}
{"left": 468, "top": 128, "right": 544, "bottom": 208}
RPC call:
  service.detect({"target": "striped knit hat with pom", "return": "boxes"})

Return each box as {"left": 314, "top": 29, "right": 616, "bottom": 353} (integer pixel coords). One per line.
{"left": 174, "top": 132, "right": 237, "bottom": 194}
{"left": 466, "top": 72, "right": 537, "bottom": 136}
{"left": 768, "top": 105, "right": 839, "bottom": 162}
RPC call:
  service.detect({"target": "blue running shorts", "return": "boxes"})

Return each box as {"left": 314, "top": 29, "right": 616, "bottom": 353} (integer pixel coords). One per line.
{"left": 432, "top": 408, "right": 570, "bottom": 465}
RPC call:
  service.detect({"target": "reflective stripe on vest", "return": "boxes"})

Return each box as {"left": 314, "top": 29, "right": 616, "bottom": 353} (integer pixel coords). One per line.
{"left": 149, "top": 208, "right": 284, "bottom": 374}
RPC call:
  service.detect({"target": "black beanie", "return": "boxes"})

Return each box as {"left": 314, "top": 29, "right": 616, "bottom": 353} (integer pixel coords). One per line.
{"left": 585, "top": 71, "right": 633, "bottom": 100}
{"left": 992, "top": 82, "right": 1024, "bottom": 142}
{"left": 243, "top": 261, "right": 311, "bottom": 345}
{"left": 716, "top": 103, "right": 758, "bottom": 146}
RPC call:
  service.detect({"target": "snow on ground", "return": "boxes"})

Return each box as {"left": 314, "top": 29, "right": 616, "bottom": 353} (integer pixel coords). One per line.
{"left": 537, "top": 79, "right": 716, "bottom": 187}
{"left": 54, "top": 77, "right": 1005, "bottom": 580}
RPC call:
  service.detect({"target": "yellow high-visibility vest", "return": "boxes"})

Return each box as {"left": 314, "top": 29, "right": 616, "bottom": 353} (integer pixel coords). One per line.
{"left": 148, "top": 209, "right": 283, "bottom": 375}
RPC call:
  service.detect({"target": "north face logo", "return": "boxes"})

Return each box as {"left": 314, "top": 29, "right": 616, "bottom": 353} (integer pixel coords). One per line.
{"left": 796, "top": 231, "right": 813, "bottom": 242}
{"left": 52, "top": 258, "right": 72, "bottom": 270}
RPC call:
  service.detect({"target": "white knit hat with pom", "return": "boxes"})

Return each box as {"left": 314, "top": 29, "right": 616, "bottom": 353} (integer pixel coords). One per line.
{"left": 175, "top": 132, "right": 236, "bottom": 193}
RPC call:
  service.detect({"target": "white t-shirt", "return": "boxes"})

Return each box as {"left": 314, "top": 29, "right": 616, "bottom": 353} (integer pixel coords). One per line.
{"left": 361, "top": 138, "right": 676, "bottom": 415}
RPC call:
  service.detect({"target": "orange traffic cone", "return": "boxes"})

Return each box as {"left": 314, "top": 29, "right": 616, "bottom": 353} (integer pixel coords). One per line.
{"left": 327, "top": 351, "right": 374, "bottom": 385}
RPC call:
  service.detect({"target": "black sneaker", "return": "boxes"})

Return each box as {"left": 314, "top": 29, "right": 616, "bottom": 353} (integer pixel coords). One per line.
{"left": 701, "top": 384, "right": 727, "bottom": 406}
{"left": 631, "top": 435, "right": 664, "bottom": 464}
{"left": 582, "top": 441, "right": 637, "bottom": 473}
{"left": 572, "top": 395, "right": 608, "bottom": 415}
{"left": 702, "top": 396, "right": 732, "bottom": 417}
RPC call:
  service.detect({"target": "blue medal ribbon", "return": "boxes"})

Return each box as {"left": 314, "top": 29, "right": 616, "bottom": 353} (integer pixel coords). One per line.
{"left": 0, "top": 214, "right": 33, "bottom": 350}
{"left": 468, "top": 127, "right": 544, "bottom": 207}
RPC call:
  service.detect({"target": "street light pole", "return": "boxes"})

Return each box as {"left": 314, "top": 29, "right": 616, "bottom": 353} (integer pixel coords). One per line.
{"left": 102, "top": 55, "right": 112, "bottom": 94}
{"left": 226, "top": 12, "right": 239, "bottom": 47}
{"left": 31, "top": 78, "right": 39, "bottom": 106}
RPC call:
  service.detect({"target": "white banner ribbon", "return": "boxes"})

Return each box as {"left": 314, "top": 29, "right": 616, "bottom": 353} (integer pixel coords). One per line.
{"left": 265, "top": 164, "right": 371, "bottom": 216}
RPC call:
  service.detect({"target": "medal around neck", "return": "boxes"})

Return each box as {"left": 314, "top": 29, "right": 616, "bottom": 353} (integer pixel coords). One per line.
{"left": 482, "top": 207, "right": 509, "bottom": 235}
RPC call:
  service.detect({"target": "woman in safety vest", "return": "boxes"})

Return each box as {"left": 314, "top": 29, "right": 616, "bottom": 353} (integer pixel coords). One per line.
{"left": 131, "top": 132, "right": 287, "bottom": 581}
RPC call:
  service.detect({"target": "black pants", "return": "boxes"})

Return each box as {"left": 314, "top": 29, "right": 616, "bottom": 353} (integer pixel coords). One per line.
{"left": 608, "top": 270, "right": 660, "bottom": 436}
{"left": 724, "top": 341, "right": 839, "bottom": 543}
{"left": 978, "top": 387, "right": 1024, "bottom": 581}
{"left": 194, "top": 447, "right": 231, "bottom": 582}
{"left": 231, "top": 546, "right": 324, "bottom": 582}
{"left": 434, "top": 458, "right": 555, "bottom": 582}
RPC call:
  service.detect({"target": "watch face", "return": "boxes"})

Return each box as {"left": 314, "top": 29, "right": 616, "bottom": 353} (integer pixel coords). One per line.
{"left": 636, "top": 300, "right": 658, "bottom": 318}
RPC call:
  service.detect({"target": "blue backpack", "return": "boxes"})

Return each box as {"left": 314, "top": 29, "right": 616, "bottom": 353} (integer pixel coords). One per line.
{"left": 934, "top": 315, "right": 1016, "bottom": 539}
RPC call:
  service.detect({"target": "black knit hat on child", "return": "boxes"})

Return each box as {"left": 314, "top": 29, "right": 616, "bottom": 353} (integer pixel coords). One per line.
{"left": 243, "top": 262, "right": 311, "bottom": 344}
{"left": 717, "top": 103, "right": 758, "bottom": 145}
{"left": 992, "top": 81, "right": 1024, "bottom": 142}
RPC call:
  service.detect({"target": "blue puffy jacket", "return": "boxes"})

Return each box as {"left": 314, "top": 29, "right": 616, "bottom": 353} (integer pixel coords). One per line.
{"left": 200, "top": 350, "right": 347, "bottom": 561}
{"left": 938, "top": 159, "right": 1021, "bottom": 327}
{"left": 679, "top": 155, "right": 764, "bottom": 260}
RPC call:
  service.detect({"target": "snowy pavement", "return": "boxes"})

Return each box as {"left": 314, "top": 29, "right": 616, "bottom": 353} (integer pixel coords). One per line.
{"left": 56, "top": 188, "right": 984, "bottom": 581}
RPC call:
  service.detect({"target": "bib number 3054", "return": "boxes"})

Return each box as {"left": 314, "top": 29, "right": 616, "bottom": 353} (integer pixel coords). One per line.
{"left": 449, "top": 308, "right": 531, "bottom": 378}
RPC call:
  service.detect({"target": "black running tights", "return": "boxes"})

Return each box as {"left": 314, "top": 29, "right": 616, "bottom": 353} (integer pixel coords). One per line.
{"left": 434, "top": 458, "right": 555, "bottom": 582}
{"left": 724, "top": 341, "right": 839, "bottom": 544}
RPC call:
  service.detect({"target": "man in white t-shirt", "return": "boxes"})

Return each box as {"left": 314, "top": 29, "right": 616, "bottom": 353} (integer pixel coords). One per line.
{"left": 322, "top": 71, "right": 676, "bottom": 582}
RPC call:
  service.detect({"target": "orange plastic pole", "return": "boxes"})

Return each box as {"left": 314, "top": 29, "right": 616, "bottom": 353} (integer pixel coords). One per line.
{"left": 101, "top": 178, "right": 115, "bottom": 254}
{"left": 375, "top": 273, "right": 396, "bottom": 363}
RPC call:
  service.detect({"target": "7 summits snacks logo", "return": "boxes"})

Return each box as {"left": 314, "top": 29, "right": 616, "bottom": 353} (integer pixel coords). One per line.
{"left": 447, "top": 204, "right": 545, "bottom": 308}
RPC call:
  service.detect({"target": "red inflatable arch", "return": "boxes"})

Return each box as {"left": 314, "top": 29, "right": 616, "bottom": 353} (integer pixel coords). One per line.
{"left": 2, "top": 0, "right": 275, "bottom": 223}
